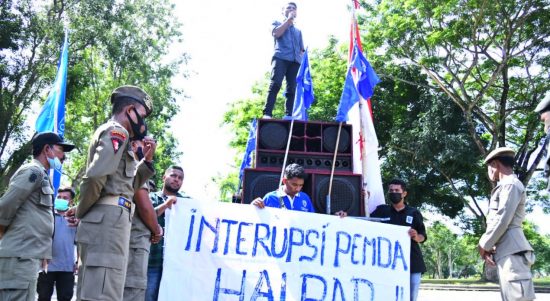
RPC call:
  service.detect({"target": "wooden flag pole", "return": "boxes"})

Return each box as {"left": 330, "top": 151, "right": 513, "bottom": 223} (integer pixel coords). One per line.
{"left": 350, "top": 1, "right": 370, "bottom": 217}
{"left": 327, "top": 122, "right": 343, "bottom": 215}
{"left": 279, "top": 119, "right": 295, "bottom": 187}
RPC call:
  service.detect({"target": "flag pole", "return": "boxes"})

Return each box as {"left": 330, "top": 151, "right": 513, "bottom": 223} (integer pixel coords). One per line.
{"left": 326, "top": 122, "right": 343, "bottom": 214}
{"left": 279, "top": 119, "right": 295, "bottom": 186}
{"left": 350, "top": 0, "right": 371, "bottom": 217}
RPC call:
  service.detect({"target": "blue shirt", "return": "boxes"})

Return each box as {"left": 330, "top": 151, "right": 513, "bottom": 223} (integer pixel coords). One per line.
{"left": 272, "top": 20, "right": 304, "bottom": 63}
{"left": 48, "top": 213, "right": 77, "bottom": 272}
{"left": 262, "top": 187, "right": 314, "bottom": 212}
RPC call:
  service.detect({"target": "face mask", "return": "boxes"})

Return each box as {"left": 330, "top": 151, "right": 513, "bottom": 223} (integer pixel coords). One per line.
{"left": 388, "top": 192, "right": 402, "bottom": 204}
{"left": 136, "top": 146, "right": 145, "bottom": 160}
{"left": 126, "top": 107, "right": 148, "bottom": 141}
{"left": 47, "top": 149, "right": 62, "bottom": 171}
{"left": 54, "top": 198, "right": 69, "bottom": 211}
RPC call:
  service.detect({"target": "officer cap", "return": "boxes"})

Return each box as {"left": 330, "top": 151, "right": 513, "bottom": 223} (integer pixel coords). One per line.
{"left": 534, "top": 92, "right": 550, "bottom": 113}
{"left": 110, "top": 85, "right": 153, "bottom": 116}
{"left": 483, "top": 147, "right": 515, "bottom": 164}
{"left": 31, "top": 132, "right": 75, "bottom": 152}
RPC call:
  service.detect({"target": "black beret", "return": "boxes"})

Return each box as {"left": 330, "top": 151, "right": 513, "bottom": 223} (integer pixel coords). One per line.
{"left": 31, "top": 132, "right": 75, "bottom": 152}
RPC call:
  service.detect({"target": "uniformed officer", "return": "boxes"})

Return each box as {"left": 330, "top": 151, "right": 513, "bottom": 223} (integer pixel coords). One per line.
{"left": 479, "top": 147, "right": 535, "bottom": 301}
{"left": 535, "top": 92, "right": 550, "bottom": 190}
{"left": 0, "top": 132, "right": 74, "bottom": 301}
{"left": 123, "top": 141, "right": 163, "bottom": 301}
{"left": 73, "top": 85, "right": 156, "bottom": 301}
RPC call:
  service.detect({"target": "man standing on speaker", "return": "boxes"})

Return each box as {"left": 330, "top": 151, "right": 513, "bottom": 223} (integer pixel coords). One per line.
{"left": 262, "top": 2, "right": 305, "bottom": 119}
{"left": 252, "top": 163, "right": 314, "bottom": 212}
{"left": 370, "top": 179, "right": 427, "bottom": 301}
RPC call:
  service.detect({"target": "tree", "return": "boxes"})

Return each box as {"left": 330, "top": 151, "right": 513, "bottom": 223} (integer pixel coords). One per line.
{"left": 523, "top": 220, "right": 550, "bottom": 276}
{"left": 423, "top": 221, "right": 460, "bottom": 278}
{"left": 0, "top": 0, "right": 186, "bottom": 192}
{"left": 358, "top": 0, "right": 550, "bottom": 226}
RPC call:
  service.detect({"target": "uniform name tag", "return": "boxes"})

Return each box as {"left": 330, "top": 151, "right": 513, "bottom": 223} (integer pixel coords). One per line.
{"left": 406, "top": 216, "right": 413, "bottom": 224}
{"left": 118, "top": 197, "right": 131, "bottom": 210}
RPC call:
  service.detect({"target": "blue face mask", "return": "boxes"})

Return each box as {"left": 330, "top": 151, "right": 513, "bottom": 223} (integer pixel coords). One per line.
{"left": 47, "top": 156, "right": 62, "bottom": 171}
{"left": 54, "top": 198, "right": 69, "bottom": 211}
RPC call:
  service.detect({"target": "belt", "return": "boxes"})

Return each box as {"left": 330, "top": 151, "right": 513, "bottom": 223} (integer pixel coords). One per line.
{"left": 97, "top": 196, "right": 132, "bottom": 209}
{"left": 96, "top": 196, "right": 135, "bottom": 220}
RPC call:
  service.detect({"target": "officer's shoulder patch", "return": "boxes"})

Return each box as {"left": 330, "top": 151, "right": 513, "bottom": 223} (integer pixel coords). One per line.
{"left": 29, "top": 173, "right": 38, "bottom": 183}
{"left": 110, "top": 129, "right": 127, "bottom": 141}
{"left": 111, "top": 137, "right": 124, "bottom": 154}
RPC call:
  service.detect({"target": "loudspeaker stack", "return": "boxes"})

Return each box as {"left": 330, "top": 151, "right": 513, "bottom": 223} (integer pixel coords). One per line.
{"left": 242, "top": 119, "right": 364, "bottom": 216}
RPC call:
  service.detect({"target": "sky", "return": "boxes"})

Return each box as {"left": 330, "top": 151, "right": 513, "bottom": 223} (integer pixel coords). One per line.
{"left": 170, "top": 0, "right": 352, "bottom": 201}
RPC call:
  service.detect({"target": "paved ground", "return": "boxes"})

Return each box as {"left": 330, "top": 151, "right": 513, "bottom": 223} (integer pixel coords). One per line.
{"left": 419, "top": 289, "right": 550, "bottom": 301}
{"left": 52, "top": 289, "right": 550, "bottom": 300}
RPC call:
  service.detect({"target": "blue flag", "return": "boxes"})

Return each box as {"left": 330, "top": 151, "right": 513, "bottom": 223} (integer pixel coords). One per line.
{"left": 238, "top": 119, "right": 257, "bottom": 184}
{"left": 36, "top": 33, "right": 68, "bottom": 137}
{"left": 351, "top": 44, "right": 380, "bottom": 100}
{"left": 292, "top": 49, "right": 315, "bottom": 120}
{"left": 335, "top": 44, "right": 380, "bottom": 122}
{"left": 335, "top": 69, "right": 359, "bottom": 122}
{"left": 35, "top": 32, "right": 69, "bottom": 196}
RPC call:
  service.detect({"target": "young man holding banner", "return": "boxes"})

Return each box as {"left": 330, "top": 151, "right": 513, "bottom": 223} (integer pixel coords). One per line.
{"left": 370, "top": 179, "right": 427, "bottom": 301}
{"left": 252, "top": 163, "right": 314, "bottom": 212}
{"left": 146, "top": 166, "right": 187, "bottom": 301}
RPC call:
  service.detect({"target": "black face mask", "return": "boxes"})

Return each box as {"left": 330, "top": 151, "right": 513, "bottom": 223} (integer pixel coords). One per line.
{"left": 135, "top": 146, "right": 145, "bottom": 160}
{"left": 388, "top": 192, "right": 402, "bottom": 204}
{"left": 126, "top": 107, "right": 148, "bottom": 141}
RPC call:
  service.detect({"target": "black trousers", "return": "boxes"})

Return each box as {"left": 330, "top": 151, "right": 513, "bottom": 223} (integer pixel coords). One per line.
{"left": 37, "top": 271, "right": 74, "bottom": 301}
{"left": 263, "top": 57, "right": 301, "bottom": 117}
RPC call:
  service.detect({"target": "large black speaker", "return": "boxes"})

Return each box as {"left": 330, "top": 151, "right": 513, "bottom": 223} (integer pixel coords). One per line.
{"left": 242, "top": 169, "right": 363, "bottom": 216}
{"left": 256, "top": 119, "right": 353, "bottom": 172}
{"left": 258, "top": 119, "right": 352, "bottom": 153}
{"left": 311, "top": 174, "right": 363, "bottom": 217}
{"left": 242, "top": 169, "right": 281, "bottom": 204}
{"left": 256, "top": 151, "right": 352, "bottom": 172}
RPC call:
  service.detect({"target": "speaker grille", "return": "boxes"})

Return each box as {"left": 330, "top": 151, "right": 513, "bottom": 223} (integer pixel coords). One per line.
{"left": 323, "top": 126, "right": 351, "bottom": 153}
{"left": 242, "top": 170, "right": 280, "bottom": 204}
{"left": 256, "top": 151, "right": 353, "bottom": 172}
{"left": 259, "top": 122, "right": 288, "bottom": 150}
{"left": 313, "top": 175, "right": 362, "bottom": 216}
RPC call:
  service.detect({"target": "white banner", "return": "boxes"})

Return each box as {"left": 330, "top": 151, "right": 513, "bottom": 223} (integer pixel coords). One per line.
{"left": 159, "top": 199, "right": 410, "bottom": 301}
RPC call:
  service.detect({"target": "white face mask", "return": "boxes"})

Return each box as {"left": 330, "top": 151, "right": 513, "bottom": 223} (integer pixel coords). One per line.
{"left": 47, "top": 147, "right": 62, "bottom": 170}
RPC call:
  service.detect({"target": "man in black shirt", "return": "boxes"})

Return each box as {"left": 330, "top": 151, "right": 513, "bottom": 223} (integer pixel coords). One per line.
{"left": 370, "top": 179, "right": 427, "bottom": 301}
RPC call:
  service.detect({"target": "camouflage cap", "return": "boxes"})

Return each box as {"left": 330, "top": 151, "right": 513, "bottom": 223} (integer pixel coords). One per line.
{"left": 483, "top": 147, "right": 515, "bottom": 164}
{"left": 110, "top": 85, "right": 153, "bottom": 116}
{"left": 534, "top": 92, "right": 550, "bottom": 113}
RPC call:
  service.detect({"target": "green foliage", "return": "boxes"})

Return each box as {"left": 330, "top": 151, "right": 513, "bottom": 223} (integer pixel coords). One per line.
{"left": 359, "top": 0, "right": 550, "bottom": 225}
{"left": 523, "top": 221, "right": 550, "bottom": 275}
{"left": 423, "top": 222, "right": 482, "bottom": 279}
{"left": 0, "top": 0, "right": 186, "bottom": 192}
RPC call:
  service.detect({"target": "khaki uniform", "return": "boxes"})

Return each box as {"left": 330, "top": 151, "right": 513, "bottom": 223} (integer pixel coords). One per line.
{"left": 479, "top": 175, "right": 535, "bottom": 301}
{"left": 123, "top": 183, "right": 152, "bottom": 301}
{"left": 545, "top": 141, "right": 550, "bottom": 191}
{"left": 0, "top": 160, "right": 54, "bottom": 301}
{"left": 76, "top": 121, "right": 154, "bottom": 301}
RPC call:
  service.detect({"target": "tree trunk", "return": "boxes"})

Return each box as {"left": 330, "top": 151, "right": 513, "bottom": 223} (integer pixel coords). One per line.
{"left": 447, "top": 250, "right": 453, "bottom": 279}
